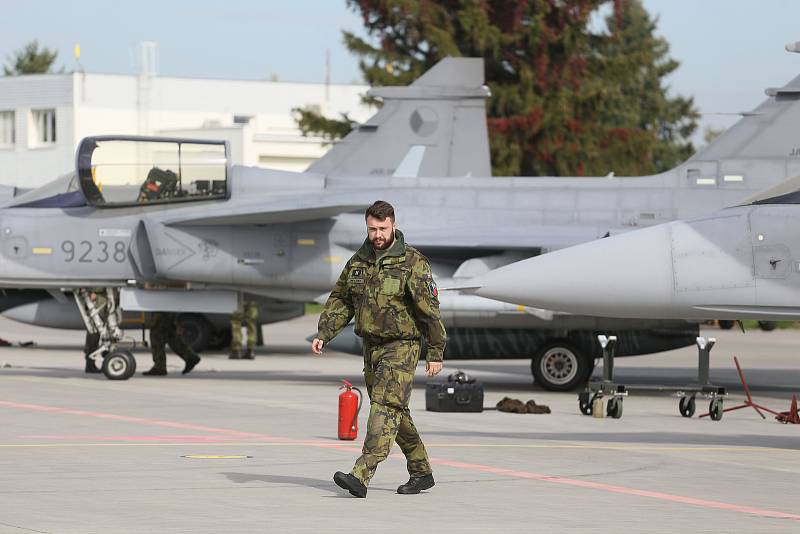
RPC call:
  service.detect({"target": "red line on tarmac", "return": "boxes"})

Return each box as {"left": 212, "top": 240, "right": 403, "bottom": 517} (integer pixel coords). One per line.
{"left": 0, "top": 401, "right": 271, "bottom": 440}
{"left": 20, "top": 435, "right": 243, "bottom": 442}
{"left": 429, "top": 458, "right": 800, "bottom": 521}
{"left": 3, "top": 399, "right": 798, "bottom": 521}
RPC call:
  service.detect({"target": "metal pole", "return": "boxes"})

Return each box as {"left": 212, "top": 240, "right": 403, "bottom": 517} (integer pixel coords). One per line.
{"left": 696, "top": 336, "right": 715, "bottom": 386}
{"left": 598, "top": 335, "right": 617, "bottom": 383}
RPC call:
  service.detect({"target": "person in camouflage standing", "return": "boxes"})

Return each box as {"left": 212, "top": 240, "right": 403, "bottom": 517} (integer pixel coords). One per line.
{"left": 229, "top": 298, "right": 258, "bottom": 360}
{"left": 312, "top": 200, "right": 446, "bottom": 498}
{"left": 142, "top": 312, "right": 201, "bottom": 376}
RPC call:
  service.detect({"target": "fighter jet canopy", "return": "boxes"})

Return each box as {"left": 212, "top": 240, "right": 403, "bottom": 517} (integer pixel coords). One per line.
{"left": 76, "top": 136, "right": 230, "bottom": 207}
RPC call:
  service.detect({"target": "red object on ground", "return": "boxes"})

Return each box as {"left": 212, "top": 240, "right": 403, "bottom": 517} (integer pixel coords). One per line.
{"left": 700, "top": 356, "right": 782, "bottom": 420}
{"left": 776, "top": 394, "right": 800, "bottom": 424}
{"left": 338, "top": 379, "right": 362, "bottom": 440}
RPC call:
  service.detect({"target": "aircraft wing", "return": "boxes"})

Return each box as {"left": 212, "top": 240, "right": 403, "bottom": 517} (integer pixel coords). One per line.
{"left": 162, "top": 199, "right": 368, "bottom": 227}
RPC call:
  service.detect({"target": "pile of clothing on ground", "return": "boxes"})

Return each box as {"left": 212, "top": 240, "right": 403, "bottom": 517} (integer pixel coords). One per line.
{"left": 495, "top": 397, "right": 551, "bottom": 414}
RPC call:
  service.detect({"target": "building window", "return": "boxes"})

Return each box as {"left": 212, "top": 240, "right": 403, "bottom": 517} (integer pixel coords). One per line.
{"left": 0, "top": 111, "right": 14, "bottom": 147}
{"left": 31, "top": 109, "right": 56, "bottom": 145}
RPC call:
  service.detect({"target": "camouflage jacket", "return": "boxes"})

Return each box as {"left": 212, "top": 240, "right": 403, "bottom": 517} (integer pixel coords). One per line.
{"left": 317, "top": 230, "right": 447, "bottom": 362}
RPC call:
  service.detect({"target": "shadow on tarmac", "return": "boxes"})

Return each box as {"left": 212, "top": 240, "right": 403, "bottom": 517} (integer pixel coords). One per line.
{"left": 2, "top": 362, "right": 799, "bottom": 396}
{"left": 222, "top": 472, "right": 341, "bottom": 494}
{"left": 3, "top": 344, "right": 798, "bottom": 395}
{"left": 221, "top": 472, "right": 395, "bottom": 495}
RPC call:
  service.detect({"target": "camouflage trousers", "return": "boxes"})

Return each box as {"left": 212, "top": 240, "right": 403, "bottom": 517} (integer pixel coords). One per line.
{"left": 150, "top": 312, "right": 198, "bottom": 369}
{"left": 230, "top": 301, "right": 258, "bottom": 352}
{"left": 351, "top": 339, "right": 432, "bottom": 486}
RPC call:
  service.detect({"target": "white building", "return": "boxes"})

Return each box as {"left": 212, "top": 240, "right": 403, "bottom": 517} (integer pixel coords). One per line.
{"left": 0, "top": 72, "right": 371, "bottom": 187}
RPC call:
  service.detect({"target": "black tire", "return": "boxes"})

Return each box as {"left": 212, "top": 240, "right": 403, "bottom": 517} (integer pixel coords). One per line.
{"left": 679, "top": 396, "right": 696, "bottom": 418}
{"left": 102, "top": 350, "right": 136, "bottom": 380}
{"left": 207, "top": 326, "right": 233, "bottom": 351}
{"left": 717, "top": 320, "right": 734, "bottom": 330}
{"left": 758, "top": 321, "right": 777, "bottom": 332}
{"left": 531, "top": 341, "right": 592, "bottom": 391}
{"left": 607, "top": 397, "right": 623, "bottom": 419}
{"left": 177, "top": 314, "right": 211, "bottom": 353}
{"left": 709, "top": 398, "right": 724, "bottom": 421}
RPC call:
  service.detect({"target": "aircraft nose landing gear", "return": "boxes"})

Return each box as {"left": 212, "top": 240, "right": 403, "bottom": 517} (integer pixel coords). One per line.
{"left": 75, "top": 288, "right": 137, "bottom": 380}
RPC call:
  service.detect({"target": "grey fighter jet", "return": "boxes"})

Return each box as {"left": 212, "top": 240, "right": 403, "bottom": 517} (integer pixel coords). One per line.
{"left": 2, "top": 55, "right": 800, "bottom": 387}
{"left": 472, "top": 175, "right": 800, "bottom": 322}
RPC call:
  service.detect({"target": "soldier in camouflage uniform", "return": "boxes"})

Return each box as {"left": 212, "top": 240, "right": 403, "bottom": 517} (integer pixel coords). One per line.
{"left": 142, "top": 312, "right": 201, "bottom": 376}
{"left": 229, "top": 298, "right": 258, "bottom": 359}
{"left": 312, "top": 201, "right": 446, "bottom": 498}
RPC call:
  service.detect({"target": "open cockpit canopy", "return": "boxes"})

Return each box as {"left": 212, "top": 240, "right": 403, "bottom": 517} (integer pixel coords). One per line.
{"left": 76, "top": 136, "right": 229, "bottom": 207}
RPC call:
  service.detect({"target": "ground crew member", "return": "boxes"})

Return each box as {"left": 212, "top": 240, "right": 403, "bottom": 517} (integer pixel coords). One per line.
{"left": 312, "top": 200, "right": 446, "bottom": 498}
{"left": 143, "top": 312, "right": 201, "bottom": 376}
{"left": 229, "top": 299, "right": 258, "bottom": 359}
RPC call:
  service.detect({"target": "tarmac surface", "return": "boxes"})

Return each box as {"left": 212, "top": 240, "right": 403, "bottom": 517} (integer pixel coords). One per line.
{"left": 0, "top": 315, "right": 798, "bottom": 533}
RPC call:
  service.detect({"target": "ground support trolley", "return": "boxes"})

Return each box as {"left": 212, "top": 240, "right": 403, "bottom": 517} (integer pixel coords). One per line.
{"left": 578, "top": 335, "right": 727, "bottom": 420}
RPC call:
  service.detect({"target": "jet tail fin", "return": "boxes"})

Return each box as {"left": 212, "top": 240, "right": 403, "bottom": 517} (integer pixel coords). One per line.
{"left": 307, "top": 57, "right": 491, "bottom": 178}
{"left": 690, "top": 73, "right": 800, "bottom": 163}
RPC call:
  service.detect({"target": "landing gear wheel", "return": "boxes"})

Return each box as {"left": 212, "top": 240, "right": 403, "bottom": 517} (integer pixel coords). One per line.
{"left": 207, "top": 326, "right": 233, "bottom": 351}
{"left": 177, "top": 314, "right": 211, "bottom": 353}
{"left": 679, "top": 395, "right": 696, "bottom": 418}
{"left": 578, "top": 391, "right": 593, "bottom": 415}
{"left": 606, "top": 397, "right": 623, "bottom": 419}
{"left": 531, "top": 342, "right": 592, "bottom": 391}
{"left": 102, "top": 350, "right": 137, "bottom": 380}
{"left": 717, "top": 320, "right": 734, "bottom": 330}
{"left": 709, "top": 398, "right": 724, "bottom": 421}
{"left": 758, "top": 321, "right": 777, "bottom": 332}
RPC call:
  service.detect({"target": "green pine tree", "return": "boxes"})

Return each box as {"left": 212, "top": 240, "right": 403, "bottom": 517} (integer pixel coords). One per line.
{"left": 3, "top": 40, "right": 59, "bottom": 75}
{"left": 297, "top": 0, "right": 697, "bottom": 177}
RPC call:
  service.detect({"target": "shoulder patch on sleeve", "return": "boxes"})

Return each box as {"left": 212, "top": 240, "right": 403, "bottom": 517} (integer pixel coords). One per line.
{"left": 429, "top": 279, "right": 438, "bottom": 298}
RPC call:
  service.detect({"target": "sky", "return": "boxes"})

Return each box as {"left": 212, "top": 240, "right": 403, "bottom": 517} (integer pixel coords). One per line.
{"left": 3, "top": 0, "right": 800, "bottom": 142}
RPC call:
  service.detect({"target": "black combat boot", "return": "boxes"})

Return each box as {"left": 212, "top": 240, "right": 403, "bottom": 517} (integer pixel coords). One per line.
{"left": 228, "top": 351, "right": 241, "bottom": 360}
{"left": 142, "top": 367, "right": 167, "bottom": 376}
{"left": 333, "top": 471, "right": 367, "bottom": 498}
{"left": 182, "top": 356, "right": 201, "bottom": 375}
{"left": 241, "top": 348, "right": 254, "bottom": 360}
{"left": 84, "top": 359, "right": 101, "bottom": 374}
{"left": 397, "top": 474, "right": 435, "bottom": 494}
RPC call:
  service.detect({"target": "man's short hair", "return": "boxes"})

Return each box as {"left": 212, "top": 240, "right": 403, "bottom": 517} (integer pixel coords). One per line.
{"left": 365, "top": 200, "right": 395, "bottom": 222}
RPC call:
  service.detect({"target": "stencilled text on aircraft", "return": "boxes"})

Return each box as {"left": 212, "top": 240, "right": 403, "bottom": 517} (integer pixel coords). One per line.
{"left": 155, "top": 247, "right": 189, "bottom": 257}
{"left": 61, "top": 240, "right": 127, "bottom": 263}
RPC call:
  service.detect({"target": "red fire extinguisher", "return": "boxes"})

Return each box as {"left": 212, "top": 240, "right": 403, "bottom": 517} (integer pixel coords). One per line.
{"left": 338, "top": 379, "right": 363, "bottom": 441}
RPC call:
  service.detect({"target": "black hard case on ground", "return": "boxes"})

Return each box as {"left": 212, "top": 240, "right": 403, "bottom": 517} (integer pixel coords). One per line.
{"left": 425, "top": 378, "right": 484, "bottom": 413}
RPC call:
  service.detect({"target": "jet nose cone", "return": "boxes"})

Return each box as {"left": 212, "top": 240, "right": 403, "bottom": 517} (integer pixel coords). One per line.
{"left": 475, "top": 224, "right": 675, "bottom": 318}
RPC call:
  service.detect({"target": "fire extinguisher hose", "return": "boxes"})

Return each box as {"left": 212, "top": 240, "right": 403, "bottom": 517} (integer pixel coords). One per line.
{"left": 350, "top": 386, "right": 363, "bottom": 432}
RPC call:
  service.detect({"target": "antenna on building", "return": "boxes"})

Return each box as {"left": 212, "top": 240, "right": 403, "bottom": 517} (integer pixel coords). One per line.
{"left": 137, "top": 41, "right": 158, "bottom": 77}
{"left": 136, "top": 41, "right": 158, "bottom": 136}
{"left": 73, "top": 43, "right": 83, "bottom": 73}
{"left": 325, "top": 48, "right": 331, "bottom": 104}
{"left": 74, "top": 43, "right": 86, "bottom": 102}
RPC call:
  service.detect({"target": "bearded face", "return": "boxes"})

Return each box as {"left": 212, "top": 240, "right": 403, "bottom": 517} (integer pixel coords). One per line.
{"left": 366, "top": 215, "right": 395, "bottom": 250}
